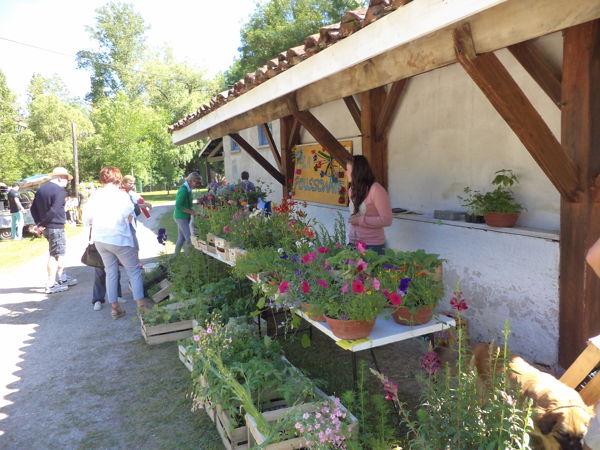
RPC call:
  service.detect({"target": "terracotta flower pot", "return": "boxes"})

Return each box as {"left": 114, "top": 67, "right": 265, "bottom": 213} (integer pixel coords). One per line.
{"left": 301, "top": 303, "right": 326, "bottom": 322}
{"left": 483, "top": 212, "right": 519, "bottom": 228}
{"left": 392, "top": 306, "right": 433, "bottom": 326}
{"left": 325, "top": 316, "right": 375, "bottom": 339}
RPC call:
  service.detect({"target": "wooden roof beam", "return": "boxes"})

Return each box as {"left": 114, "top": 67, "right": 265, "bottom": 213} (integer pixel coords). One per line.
{"left": 260, "top": 123, "right": 282, "bottom": 170}
{"left": 508, "top": 41, "right": 562, "bottom": 108}
{"left": 343, "top": 95, "right": 362, "bottom": 131}
{"left": 286, "top": 95, "right": 352, "bottom": 166}
{"left": 375, "top": 78, "right": 408, "bottom": 140}
{"left": 229, "top": 133, "right": 285, "bottom": 185}
{"left": 454, "top": 23, "right": 581, "bottom": 201}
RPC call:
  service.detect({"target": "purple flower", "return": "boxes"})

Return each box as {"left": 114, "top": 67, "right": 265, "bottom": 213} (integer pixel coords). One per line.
{"left": 421, "top": 351, "right": 441, "bottom": 375}
{"left": 399, "top": 277, "right": 412, "bottom": 294}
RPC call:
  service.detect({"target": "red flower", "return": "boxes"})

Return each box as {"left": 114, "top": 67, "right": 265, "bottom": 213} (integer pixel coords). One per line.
{"left": 223, "top": 226, "right": 230, "bottom": 233}
{"left": 352, "top": 280, "right": 364, "bottom": 294}
{"left": 301, "top": 252, "right": 317, "bottom": 264}
{"left": 295, "top": 169, "right": 301, "bottom": 175}
{"left": 279, "top": 281, "right": 289, "bottom": 294}
{"left": 301, "top": 280, "right": 311, "bottom": 294}
{"left": 317, "top": 279, "right": 329, "bottom": 288}
{"left": 356, "top": 241, "right": 367, "bottom": 254}
{"left": 389, "top": 293, "right": 402, "bottom": 306}
{"left": 317, "top": 246, "right": 330, "bottom": 254}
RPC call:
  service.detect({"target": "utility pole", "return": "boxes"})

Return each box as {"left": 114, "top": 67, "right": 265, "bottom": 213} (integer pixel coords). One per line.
{"left": 71, "top": 122, "right": 79, "bottom": 197}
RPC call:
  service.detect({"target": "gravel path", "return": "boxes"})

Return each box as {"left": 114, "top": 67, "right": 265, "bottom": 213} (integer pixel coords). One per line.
{"left": 0, "top": 204, "right": 221, "bottom": 449}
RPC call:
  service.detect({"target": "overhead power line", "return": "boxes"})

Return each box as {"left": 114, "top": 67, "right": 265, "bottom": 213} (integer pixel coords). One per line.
{"left": 0, "top": 35, "right": 213, "bottom": 87}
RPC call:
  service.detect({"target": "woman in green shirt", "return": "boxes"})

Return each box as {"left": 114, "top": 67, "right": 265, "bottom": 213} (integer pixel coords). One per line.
{"left": 174, "top": 172, "right": 202, "bottom": 253}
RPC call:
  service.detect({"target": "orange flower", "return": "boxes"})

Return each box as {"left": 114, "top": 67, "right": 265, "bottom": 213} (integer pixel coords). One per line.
{"left": 416, "top": 270, "right": 428, "bottom": 277}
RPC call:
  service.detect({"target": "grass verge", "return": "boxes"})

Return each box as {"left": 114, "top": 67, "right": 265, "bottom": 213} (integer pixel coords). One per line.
{"left": 0, "top": 225, "right": 85, "bottom": 271}
{"left": 141, "top": 188, "right": 207, "bottom": 205}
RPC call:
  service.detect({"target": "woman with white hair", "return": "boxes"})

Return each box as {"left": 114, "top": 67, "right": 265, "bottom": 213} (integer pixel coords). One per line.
{"left": 173, "top": 172, "right": 202, "bottom": 254}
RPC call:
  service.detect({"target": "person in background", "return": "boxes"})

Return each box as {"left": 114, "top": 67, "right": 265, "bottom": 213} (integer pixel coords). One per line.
{"left": 173, "top": 172, "right": 202, "bottom": 254}
{"left": 91, "top": 266, "right": 123, "bottom": 311}
{"left": 346, "top": 155, "right": 392, "bottom": 255}
{"left": 122, "top": 175, "right": 152, "bottom": 223}
{"left": 8, "top": 183, "right": 25, "bottom": 240}
{"left": 30, "top": 167, "right": 78, "bottom": 294}
{"left": 83, "top": 167, "right": 146, "bottom": 319}
{"left": 240, "top": 171, "right": 256, "bottom": 192}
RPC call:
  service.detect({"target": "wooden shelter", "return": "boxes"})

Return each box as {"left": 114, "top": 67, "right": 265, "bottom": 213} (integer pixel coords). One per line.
{"left": 170, "top": 0, "right": 600, "bottom": 367}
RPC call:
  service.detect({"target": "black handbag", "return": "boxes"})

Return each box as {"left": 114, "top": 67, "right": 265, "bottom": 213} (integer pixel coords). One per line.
{"left": 81, "top": 228, "right": 104, "bottom": 268}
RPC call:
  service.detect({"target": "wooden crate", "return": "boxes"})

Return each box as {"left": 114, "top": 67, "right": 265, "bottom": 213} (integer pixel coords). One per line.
{"left": 140, "top": 315, "right": 193, "bottom": 345}
{"left": 214, "top": 236, "right": 229, "bottom": 258}
{"left": 190, "top": 234, "right": 199, "bottom": 248}
{"left": 560, "top": 334, "right": 600, "bottom": 406}
{"left": 206, "top": 233, "right": 216, "bottom": 246}
{"left": 198, "top": 240, "right": 208, "bottom": 252}
{"left": 178, "top": 344, "right": 194, "bottom": 372}
{"left": 227, "top": 247, "right": 247, "bottom": 264}
{"left": 150, "top": 279, "right": 172, "bottom": 303}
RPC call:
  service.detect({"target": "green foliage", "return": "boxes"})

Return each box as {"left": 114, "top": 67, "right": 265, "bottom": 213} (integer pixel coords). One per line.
{"left": 225, "top": 0, "right": 366, "bottom": 86}
{"left": 375, "top": 294, "right": 533, "bottom": 449}
{"left": 459, "top": 169, "right": 525, "bottom": 215}
{"left": 76, "top": 2, "right": 148, "bottom": 103}
{"left": 168, "top": 250, "right": 230, "bottom": 298}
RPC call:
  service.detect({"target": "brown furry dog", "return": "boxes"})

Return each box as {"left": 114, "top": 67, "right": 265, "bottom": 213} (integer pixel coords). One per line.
{"left": 472, "top": 343, "right": 594, "bottom": 450}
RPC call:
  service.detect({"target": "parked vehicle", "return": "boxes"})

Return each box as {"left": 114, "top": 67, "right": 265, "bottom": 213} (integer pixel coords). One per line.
{"left": 0, "top": 175, "right": 50, "bottom": 239}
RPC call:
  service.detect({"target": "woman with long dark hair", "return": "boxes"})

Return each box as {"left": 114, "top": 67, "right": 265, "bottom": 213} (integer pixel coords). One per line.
{"left": 346, "top": 155, "right": 392, "bottom": 254}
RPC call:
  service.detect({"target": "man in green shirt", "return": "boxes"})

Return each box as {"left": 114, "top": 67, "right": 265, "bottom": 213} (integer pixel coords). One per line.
{"left": 174, "top": 172, "right": 202, "bottom": 253}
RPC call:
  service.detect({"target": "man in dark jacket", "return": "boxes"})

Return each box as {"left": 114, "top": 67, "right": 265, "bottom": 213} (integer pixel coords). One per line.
{"left": 31, "top": 167, "right": 78, "bottom": 294}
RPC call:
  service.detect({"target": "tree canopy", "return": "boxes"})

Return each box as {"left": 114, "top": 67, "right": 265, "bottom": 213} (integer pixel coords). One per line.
{"left": 225, "top": 0, "right": 366, "bottom": 87}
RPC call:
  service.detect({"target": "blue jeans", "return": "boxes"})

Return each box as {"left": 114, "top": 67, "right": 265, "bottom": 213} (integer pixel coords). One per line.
{"left": 11, "top": 211, "right": 23, "bottom": 239}
{"left": 93, "top": 267, "right": 122, "bottom": 304}
{"left": 366, "top": 244, "right": 385, "bottom": 255}
{"left": 174, "top": 217, "right": 191, "bottom": 254}
{"left": 95, "top": 242, "right": 144, "bottom": 303}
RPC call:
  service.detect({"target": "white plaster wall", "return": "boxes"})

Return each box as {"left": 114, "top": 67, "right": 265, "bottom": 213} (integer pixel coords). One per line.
{"left": 388, "top": 34, "right": 562, "bottom": 231}
{"left": 223, "top": 122, "right": 282, "bottom": 200}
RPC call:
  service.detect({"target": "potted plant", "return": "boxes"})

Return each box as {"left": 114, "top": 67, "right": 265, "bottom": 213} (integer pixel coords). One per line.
{"left": 324, "top": 243, "right": 388, "bottom": 339}
{"left": 459, "top": 169, "right": 525, "bottom": 228}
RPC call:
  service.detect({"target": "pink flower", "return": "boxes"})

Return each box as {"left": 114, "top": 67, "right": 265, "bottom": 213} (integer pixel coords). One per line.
{"left": 205, "top": 327, "right": 213, "bottom": 334}
{"left": 421, "top": 351, "right": 441, "bottom": 375}
{"left": 352, "top": 280, "right": 364, "bottom": 294}
{"left": 295, "top": 169, "right": 302, "bottom": 175}
{"left": 301, "top": 252, "right": 317, "bottom": 264}
{"left": 301, "top": 280, "right": 310, "bottom": 294}
{"left": 389, "top": 293, "right": 402, "bottom": 306}
{"left": 193, "top": 335, "right": 200, "bottom": 342}
{"left": 317, "top": 279, "right": 329, "bottom": 288}
{"left": 341, "top": 283, "right": 349, "bottom": 294}
{"left": 356, "top": 258, "right": 368, "bottom": 272}
{"left": 334, "top": 242, "right": 342, "bottom": 248}
{"left": 279, "top": 281, "right": 289, "bottom": 294}
{"left": 356, "top": 241, "right": 367, "bottom": 254}
{"left": 317, "top": 246, "right": 330, "bottom": 254}
{"left": 223, "top": 226, "right": 230, "bottom": 233}
{"left": 372, "top": 277, "right": 380, "bottom": 291}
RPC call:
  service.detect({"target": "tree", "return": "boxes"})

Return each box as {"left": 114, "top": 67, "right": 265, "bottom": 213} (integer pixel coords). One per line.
{"left": 225, "top": 0, "right": 366, "bottom": 86}
{"left": 76, "top": 2, "right": 147, "bottom": 103}
{"left": 24, "top": 75, "right": 94, "bottom": 176}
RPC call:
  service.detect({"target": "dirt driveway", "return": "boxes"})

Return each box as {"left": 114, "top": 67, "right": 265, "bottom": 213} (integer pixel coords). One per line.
{"left": 0, "top": 204, "right": 221, "bottom": 449}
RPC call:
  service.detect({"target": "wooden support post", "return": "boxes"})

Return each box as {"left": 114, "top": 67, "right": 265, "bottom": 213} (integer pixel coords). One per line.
{"left": 454, "top": 23, "right": 581, "bottom": 202}
{"left": 280, "top": 116, "right": 300, "bottom": 197}
{"left": 375, "top": 79, "right": 407, "bottom": 140}
{"left": 229, "top": 133, "right": 285, "bottom": 185}
{"left": 286, "top": 95, "right": 351, "bottom": 166}
{"left": 260, "top": 123, "right": 282, "bottom": 170}
{"left": 343, "top": 95, "right": 362, "bottom": 131}
{"left": 508, "top": 41, "right": 562, "bottom": 108}
{"left": 559, "top": 20, "right": 600, "bottom": 367}
{"left": 361, "top": 87, "right": 388, "bottom": 188}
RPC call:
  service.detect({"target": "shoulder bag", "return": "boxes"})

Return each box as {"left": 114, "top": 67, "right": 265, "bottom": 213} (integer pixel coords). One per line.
{"left": 81, "top": 228, "right": 104, "bottom": 268}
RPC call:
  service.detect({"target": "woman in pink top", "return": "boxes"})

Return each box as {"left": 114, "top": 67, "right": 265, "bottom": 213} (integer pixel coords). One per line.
{"left": 346, "top": 155, "right": 393, "bottom": 254}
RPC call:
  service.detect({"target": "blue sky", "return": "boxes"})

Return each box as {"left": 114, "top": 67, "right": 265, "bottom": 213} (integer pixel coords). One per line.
{"left": 0, "top": 0, "right": 257, "bottom": 106}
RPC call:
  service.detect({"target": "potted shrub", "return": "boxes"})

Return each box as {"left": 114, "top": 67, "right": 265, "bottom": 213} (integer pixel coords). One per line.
{"left": 459, "top": 169, "right": 525, "bottom": 228}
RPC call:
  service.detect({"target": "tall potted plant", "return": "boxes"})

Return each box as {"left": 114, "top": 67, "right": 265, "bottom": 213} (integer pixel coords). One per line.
{"left": 459, "top": 169, "right": 525, "bottom": 228}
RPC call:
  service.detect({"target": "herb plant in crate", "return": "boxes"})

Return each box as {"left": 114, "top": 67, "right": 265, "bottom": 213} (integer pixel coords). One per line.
{"left": 459, "top": 169, "right": 525, "bottom": 228}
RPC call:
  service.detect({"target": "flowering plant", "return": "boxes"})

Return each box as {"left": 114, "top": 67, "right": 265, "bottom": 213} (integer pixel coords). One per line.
{"left": 324, "top": 242, "right": 388, "bottom": 321}
{"left": 372, "top": 285, "right": 533, "bottom": 448}
{"left": 289, "top": 397, "right": 354, "bottom": 448}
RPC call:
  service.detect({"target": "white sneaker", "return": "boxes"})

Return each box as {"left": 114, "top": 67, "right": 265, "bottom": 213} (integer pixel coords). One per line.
{"left": 59, "top": 276, "right": 78, "bottom": 287}
{"left": 117, "top": 297, "right": 127, "bottom": 303}
{"left": 45, "top": 284, "right": 69, "bottom": 294}
{"left": 93, "top": 301, "right": 103, "bottom": 311}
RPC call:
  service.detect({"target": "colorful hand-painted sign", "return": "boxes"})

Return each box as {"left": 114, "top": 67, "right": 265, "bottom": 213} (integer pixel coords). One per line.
{"left": 292, "top": 141, "right": 352, "bottom": 205}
